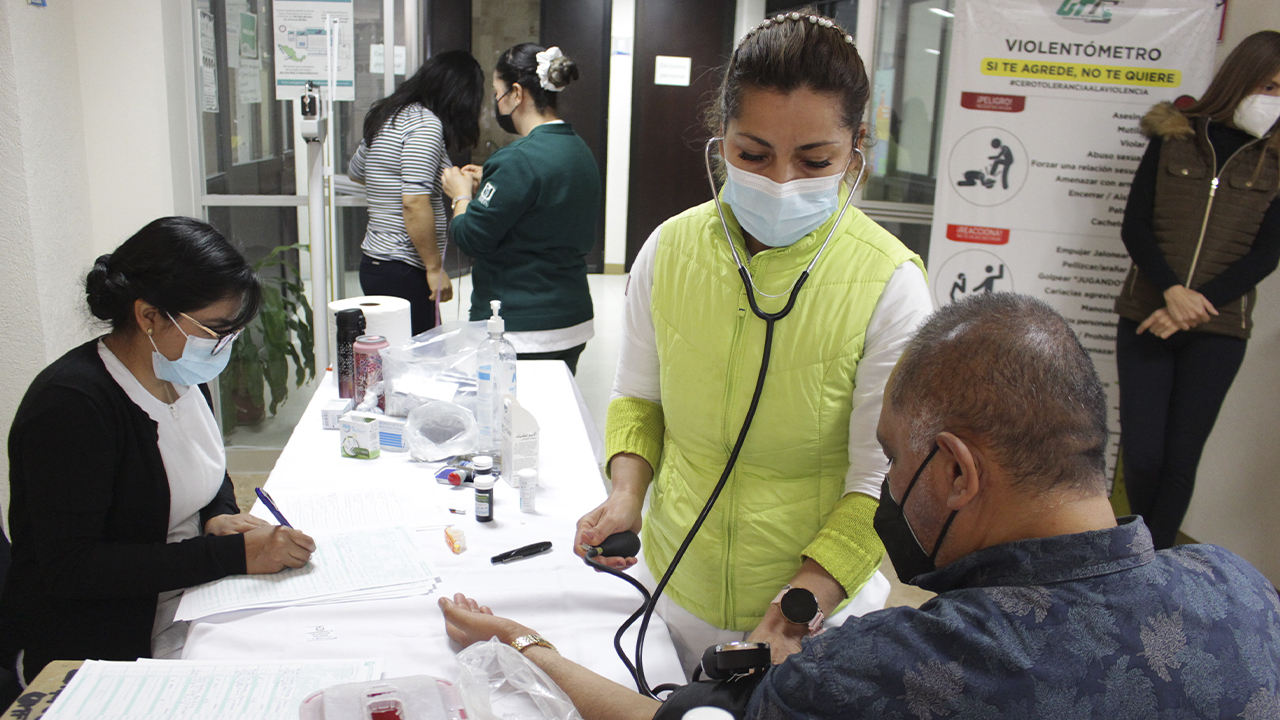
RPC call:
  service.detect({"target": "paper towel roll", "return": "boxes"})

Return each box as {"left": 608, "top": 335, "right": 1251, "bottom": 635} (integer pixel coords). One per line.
{"left": 327, "top": 296, "right": 413, "bottom": 367}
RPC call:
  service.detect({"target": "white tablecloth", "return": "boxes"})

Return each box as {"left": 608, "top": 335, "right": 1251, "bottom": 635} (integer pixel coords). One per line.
{"left": 183, "top": 362, "right": 684, "bottom": 691}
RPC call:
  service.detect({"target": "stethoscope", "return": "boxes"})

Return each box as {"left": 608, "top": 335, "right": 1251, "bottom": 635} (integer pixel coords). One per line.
{"left": 585, "top": 136, "right": 869, "bottom": 699}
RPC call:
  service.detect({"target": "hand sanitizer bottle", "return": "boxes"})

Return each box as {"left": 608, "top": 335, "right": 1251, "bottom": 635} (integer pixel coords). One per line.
{"left": 476, "top": 300, "right": 517, "bottom": 459}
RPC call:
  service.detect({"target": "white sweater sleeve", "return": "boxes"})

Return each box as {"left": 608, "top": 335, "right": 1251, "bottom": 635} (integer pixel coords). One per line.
{"left": 610, "top": 226, "right": 663, "bottom": 404}
{"left": 844, "top": 262, "right": 934, "bottom": 499}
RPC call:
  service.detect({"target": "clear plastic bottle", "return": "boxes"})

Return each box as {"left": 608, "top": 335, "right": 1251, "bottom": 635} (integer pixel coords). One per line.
{"left": 476, "top": 300, "right": 518, "bottom": 458}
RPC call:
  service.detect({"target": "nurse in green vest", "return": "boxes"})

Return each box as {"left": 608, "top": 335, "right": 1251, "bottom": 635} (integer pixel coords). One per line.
{"left": 574, "top": 12, "right": 932, "bottom": 674}
{"left": 442, "top": 43, "right": 601, "bottom": 374}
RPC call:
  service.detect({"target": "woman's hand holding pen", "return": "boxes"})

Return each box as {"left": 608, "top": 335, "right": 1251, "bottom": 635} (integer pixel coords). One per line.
{"left": 244, "top": 525, "right": 316, "bottom": 573}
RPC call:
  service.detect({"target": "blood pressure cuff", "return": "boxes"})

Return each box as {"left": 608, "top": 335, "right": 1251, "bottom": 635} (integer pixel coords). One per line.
{"left": 653, "top": 673, "right": 766, "bottom": 720}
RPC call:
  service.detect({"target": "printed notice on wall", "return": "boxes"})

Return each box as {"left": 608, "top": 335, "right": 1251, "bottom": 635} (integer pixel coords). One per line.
{"left": 272, "top": 0, "right": 354, "bottom": 101}
{"left": 654, "top": 56, "right": 692, "bottom": 86}
{"left": 199, "top": 10, "right": 219, "bottom": 112}
{"left": 927, "top": 0, "right": 1219, "bottom": 475}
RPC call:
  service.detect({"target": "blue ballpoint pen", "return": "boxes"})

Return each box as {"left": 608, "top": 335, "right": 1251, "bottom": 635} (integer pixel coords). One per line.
{"left": 255, "top": 488, "right": 294, "bottom": 528}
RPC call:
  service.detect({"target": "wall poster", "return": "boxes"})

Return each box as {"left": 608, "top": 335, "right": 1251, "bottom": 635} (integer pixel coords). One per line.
{"left": 927, "top": 0, "right": 1219, "bottom": 474}
{"left": 272, "top": 0, "right": 354, "bottom": 101}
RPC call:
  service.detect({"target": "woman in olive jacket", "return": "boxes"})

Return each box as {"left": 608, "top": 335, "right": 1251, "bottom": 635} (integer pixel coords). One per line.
{"left": 1114, "top": 31, "right": 1280, "bottom": 549}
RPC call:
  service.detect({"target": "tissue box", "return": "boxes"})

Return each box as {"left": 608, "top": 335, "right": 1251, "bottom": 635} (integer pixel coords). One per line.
{"left": 339, "top": 412, "right": 380, "bottom": 459}
{"left": 346, "top": 411, "right": 407, "bottom": 453}
{"left": 322, "top": 398, "right": 355, "bottom": 429}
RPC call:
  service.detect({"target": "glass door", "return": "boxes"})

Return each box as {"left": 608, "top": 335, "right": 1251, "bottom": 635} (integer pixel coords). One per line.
{"left": 861, "top": 0, "right": 955, "bottom": 263}
{"left": 196, "top": 0, "right": 416, "bottom": 447}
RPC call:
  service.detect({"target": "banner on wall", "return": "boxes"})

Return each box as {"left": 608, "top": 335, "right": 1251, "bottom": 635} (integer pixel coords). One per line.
{"left": 272, "top": 0, "right": 354, "bottom": 101}
{"left": 927, "top": 0, "right": 1219, "bottom": 474}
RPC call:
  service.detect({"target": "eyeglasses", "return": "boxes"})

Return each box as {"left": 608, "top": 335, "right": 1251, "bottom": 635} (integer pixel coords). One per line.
{"left": 179, "top": 312, "right": 242, "bottom": 356}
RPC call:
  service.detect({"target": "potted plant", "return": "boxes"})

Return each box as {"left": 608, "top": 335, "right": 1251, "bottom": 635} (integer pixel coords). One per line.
{"left": 220, "top": 243, "right": 317, "bottom": 436}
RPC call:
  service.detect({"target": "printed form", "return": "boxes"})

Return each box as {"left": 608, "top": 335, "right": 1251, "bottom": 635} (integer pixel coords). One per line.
{"left": 176, "top": 527, "right": 439, "bottom": 621}
{"left": 42, "top": 658, "right": 382, "bottom": 720}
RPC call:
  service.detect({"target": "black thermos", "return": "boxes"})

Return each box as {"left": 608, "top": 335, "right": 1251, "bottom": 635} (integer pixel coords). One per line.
{"left": 336, "top": 308, "right": 366, "bottom": 398}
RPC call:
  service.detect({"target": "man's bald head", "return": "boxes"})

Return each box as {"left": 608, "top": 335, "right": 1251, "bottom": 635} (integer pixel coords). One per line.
{"left": 888, "top": 293, "right": 1108, "bottom": 493}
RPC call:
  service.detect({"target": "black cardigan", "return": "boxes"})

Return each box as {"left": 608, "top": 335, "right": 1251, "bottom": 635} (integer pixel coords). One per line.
{"left": 0, "top": 340, "right": 246, "bottom": 680}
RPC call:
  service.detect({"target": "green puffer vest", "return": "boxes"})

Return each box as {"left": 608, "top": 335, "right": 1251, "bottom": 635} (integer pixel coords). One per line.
{"left": 643, "top": 193, "right": 922, "bottom": 631}
{"left": 1115, "top": 103, "right": 1280, "bottom": 339}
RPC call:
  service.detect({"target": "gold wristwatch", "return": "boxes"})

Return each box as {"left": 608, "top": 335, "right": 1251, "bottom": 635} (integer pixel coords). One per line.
{"left": 509, "top": 633, "right": 557, "bottom": 654}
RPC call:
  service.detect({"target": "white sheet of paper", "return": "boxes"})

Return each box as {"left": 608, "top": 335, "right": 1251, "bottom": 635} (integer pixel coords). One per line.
{"left": 42, "top": 658, "right": 381, "bottom": 720}
{"left": 176, "top": 527, "right": 439, "bottom": 621}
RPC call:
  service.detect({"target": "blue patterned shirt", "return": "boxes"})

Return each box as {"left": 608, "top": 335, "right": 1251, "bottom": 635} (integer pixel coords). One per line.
{"left": 748, "top": 517, "right": 1280, "bottom": 719}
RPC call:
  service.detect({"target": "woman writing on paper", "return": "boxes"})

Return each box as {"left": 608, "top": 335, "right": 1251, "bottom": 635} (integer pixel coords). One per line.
{"left": 0, "top": 218, "right": 315, "bottom": 687}
{"left": 350, "top": 50, "right": 486, "bottom": 334}
{"left": 442, "top": 43, "right": 601, "bottom": 374}
{"left": 1114, "top": 31, "right": 1280, "bottom": 549}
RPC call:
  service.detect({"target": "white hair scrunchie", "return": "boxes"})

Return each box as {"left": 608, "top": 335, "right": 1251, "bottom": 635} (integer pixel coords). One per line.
{"left": 535, "top": 46, "right": 566, "bottom": 92}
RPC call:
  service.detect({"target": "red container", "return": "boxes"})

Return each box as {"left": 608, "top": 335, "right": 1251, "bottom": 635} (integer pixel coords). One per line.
{"left": 353, "top": 334, "right": 390, "bottom": 411}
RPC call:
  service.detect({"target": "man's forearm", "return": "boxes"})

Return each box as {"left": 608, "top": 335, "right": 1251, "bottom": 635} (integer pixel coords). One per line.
{"left": 523, "top": 647, "right": 661, "bottom": 720}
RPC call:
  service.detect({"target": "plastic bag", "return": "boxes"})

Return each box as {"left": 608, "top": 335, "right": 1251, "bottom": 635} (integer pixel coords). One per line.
{"left": 406, "top": 400, "right": 479, "bottom": 462}
{"left": 384, "top": 321, "right": 487, "bottom": 416}
{"left": 456, "top": 638, "right": 583, "bottom": 720}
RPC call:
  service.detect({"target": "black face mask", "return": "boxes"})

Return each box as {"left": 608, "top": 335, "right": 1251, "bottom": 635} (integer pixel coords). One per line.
{"left": 873, "top": 444, "right": 959, "bottom": 585}
{"left": 494, "top": 88, "right": 517, "bottom": 135}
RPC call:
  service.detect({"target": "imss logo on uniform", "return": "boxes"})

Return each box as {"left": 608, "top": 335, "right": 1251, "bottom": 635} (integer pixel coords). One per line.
{"left": 478, "top": 182, "right": 497, "bottom": 207}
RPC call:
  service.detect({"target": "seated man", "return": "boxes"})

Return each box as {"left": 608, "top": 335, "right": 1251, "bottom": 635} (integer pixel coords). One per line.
{"left": 440, "top": 292, "right": 1280, "bottom": 720}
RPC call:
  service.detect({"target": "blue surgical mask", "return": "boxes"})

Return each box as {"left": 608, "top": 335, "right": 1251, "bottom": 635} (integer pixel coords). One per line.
{"left": 721, "top": 162, "right": 844, "bottom": 248}
{"left": 149, "top": 313, "right": 234, "bottom": 386}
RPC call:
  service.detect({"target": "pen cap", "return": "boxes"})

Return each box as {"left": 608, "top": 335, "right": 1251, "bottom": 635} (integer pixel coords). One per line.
{"left": 473, "top": 455, "right": 494, "bottom": 472}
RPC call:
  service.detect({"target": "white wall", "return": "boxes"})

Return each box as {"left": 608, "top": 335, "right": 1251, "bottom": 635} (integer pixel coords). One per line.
{"left": 0, "top": 0, "right": 100, "bottom": 525}
{"left": 0, "top": 0, "right": 190, "bottom": 526}
{"left": 75, "top": 0, "right": 198, "bottom": 256}
{"left": 1182, "top": 1, "right": 1280, "bottom": 583}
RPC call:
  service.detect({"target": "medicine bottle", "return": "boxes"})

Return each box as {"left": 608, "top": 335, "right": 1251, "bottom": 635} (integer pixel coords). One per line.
{"left": 518, "top": 468, "right": 537, "bottom": 514}
{"left": 473, "top": 455, "right": 495, "bottom": 523}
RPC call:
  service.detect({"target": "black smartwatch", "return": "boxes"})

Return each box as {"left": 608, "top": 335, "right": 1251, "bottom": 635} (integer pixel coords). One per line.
{"left": 772, "top": 585, "right": 825, "bottom": 636}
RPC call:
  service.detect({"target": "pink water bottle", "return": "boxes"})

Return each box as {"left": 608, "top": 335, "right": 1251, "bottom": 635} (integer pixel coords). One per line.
{"left": 353, "top": 334, "right": 390, "bottom": 411}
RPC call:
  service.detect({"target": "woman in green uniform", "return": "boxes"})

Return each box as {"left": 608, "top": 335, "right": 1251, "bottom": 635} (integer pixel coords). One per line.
{"left": 442, "top": 43, "right": 601, "bottom": 374}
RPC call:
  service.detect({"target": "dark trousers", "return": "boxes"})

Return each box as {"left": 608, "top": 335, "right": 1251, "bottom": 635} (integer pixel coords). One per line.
{"left": 518, "top": 343, "right": 587, "bottom": 375}
{"left": 1115, "top": 317, "right": 1246, "bottom": 549}
{"left": 359, "top": 255, "right": 438, "bottom": 337}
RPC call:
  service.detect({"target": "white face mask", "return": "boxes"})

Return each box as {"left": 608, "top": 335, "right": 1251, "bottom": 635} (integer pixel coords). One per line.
{"left": 721, "top": 162, "right": 845, "bottom": 248}
{"left": 148, "top": 313, "right": 234, "bottom": 386}
{"left": 1233, "top": 93, "right": 1280, "bottom": 138}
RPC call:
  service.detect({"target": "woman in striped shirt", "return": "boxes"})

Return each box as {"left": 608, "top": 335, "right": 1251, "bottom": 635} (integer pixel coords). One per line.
{"left": 349, "top": 50, "right": 484, "bottom": 334}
